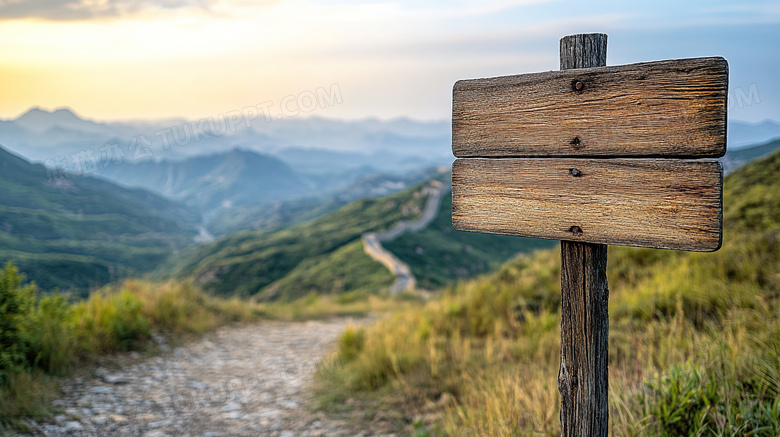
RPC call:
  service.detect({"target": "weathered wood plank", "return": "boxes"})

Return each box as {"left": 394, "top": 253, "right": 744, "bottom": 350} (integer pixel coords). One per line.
{"left": 451, "top": 158, "right": 723, "bottom": 251}
{"left": 452, "top": 57, "right": 728, "bottom": 158}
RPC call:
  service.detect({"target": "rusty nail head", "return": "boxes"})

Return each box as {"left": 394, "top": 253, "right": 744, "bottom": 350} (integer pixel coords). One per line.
{"left": 569, "top": 168, "right": 581, "bottom": 177}
{"left": 569, "top": 226, "right": 583, "bottom": 235}
{"left": 575, "top": 81, "right": 584, "bottom": 91}
{"left": 571, "top": 137, "right": 581, "bottom": 146}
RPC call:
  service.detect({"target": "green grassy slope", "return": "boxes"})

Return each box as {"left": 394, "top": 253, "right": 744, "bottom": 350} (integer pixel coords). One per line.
{"left": 324, "top": 150, "right": 780, "bottom": 436}
{"left": 0, "top": 146, "right": 199, "bottom": 294}
{"left": 172, "top": 182, "right": 431, "bottom": 300}
{"left": 384, "top": 191, "right": 556, "bottom": 289}
{"left": 264, "top": 240, "right": 394, "bottom": 300}
{"left": 174, "top": 173, "right": 556, "bottom": 301}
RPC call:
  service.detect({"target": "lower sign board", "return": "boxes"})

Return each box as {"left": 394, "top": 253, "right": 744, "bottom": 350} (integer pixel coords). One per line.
{"left": 452, "top": 158, "right": 723, "bottom": 251}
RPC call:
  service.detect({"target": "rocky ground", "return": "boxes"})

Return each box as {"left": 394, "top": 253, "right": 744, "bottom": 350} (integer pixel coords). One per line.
{"left": 23, "top": 319, "right": 395, "bottom": 437}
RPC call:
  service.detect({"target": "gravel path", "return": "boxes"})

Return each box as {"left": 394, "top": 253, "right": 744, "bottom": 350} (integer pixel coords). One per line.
{"left": 26, "top": 319, "right": 384, "bottom": 437}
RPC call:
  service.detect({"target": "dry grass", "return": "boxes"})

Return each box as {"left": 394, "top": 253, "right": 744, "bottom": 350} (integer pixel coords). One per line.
{"left": 322, "top": 237, "right": 780, "bottom": 436}
{"left": 322, "top": 154, "right": 780, "bottom": 435}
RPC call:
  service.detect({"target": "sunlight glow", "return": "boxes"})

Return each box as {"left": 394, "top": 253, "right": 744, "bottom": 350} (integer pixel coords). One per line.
{"left": 0, "top": 0, "right": 778, "bottom": 121}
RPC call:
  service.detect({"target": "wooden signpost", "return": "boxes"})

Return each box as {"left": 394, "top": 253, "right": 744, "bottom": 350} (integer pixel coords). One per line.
{"left": 451, "top": 33, "right": 727, "bottom": 436}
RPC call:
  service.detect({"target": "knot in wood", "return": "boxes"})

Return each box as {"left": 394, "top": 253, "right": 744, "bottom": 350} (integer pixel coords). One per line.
{"left": 569, "top": 226, "right": 583, "bottom": 235}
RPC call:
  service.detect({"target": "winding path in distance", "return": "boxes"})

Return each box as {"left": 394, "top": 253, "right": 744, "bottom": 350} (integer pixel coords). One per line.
{"left": 361, "top": 180, "right": 450, "bottom": 294}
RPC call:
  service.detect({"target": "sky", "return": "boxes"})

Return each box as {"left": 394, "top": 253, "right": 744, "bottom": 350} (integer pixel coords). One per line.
{"left": 0, "top": 0, "right": 778, "bottom": 123}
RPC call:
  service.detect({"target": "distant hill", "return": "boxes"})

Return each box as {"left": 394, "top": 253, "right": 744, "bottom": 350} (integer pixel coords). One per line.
{"left": 0, "top": 145, "right": 199, "bottom": 294}
{"left": 206, "top": 167, "right": 443, "bottom": 235}
{"left": 728, "top": 119, "right": 780, "bottom": 149}
{"left": 721, "top": 137, "right": 780, "bottom": 173}
{"left": 13, "top": 107, "right": 109, "bottom": 135}
{"left": 171, "top": 175, "right": 551, "bottom": 301}
{"left": 98, "top": 149, "right": 314, "bottom": 212}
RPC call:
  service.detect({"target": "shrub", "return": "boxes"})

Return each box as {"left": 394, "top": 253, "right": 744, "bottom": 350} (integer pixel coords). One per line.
{"left": 0, "top": 263, "right": 35, "bottom": 383}
{"left": 21, "top": 294, "right": 77, "bottom": 375}
{"left": 338, "top": 325, "right": 366, "bottom": 361}
{"left": 70, "top": 290, "right": 150, "bottom": 354}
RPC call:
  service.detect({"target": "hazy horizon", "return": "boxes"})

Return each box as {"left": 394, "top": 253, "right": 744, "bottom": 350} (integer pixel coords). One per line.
{"left": 1, "top": 1, "right": 778, "bottom": 124}
{"left": 3, "top": 104, "right": 779, "bottom": 126}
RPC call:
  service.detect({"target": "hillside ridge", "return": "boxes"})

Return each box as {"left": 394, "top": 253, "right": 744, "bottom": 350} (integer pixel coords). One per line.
{"left": 0, "top": 144, "right": 199, "bottom": 293}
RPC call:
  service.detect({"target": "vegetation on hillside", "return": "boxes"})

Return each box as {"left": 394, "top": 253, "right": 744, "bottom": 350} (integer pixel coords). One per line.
{"left": 174, "top": 175, "right": 555, "bottom": 301}
{"left": 0, "top": 146, "right": 199, "bottom": 295}
{"left": 170, "top": 182, "right": 431, "bottom": 300}
{"left": 321, "top": 151, "right": 780, "bottom": 436}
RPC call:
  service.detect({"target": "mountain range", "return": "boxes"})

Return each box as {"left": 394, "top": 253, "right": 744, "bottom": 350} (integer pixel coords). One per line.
{"left": 92, "top": 146, "right": 444, "bottom": 234}
{"left": 728, "top": 119, "right": 780, "bottom": 149}
{"left": 0, "top": 107, "right": 453, "bottom": 176}
{"left": 98, "top": 149, "right": 313, "bottom": 212}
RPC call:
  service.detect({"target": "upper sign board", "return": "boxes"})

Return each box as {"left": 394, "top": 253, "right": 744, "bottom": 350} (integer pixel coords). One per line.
{"left": 452, "top": 57, "right": 728, "bottom": 158}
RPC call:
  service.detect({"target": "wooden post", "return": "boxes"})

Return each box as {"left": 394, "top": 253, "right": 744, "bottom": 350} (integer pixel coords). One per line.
{"left": 558, "top": 33, "right": 610, "bottom": 437}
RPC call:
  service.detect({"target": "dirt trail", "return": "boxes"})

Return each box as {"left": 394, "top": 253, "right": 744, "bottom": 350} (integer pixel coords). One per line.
{"left": 25, "top": 319, "right": 387, "bottom": 437}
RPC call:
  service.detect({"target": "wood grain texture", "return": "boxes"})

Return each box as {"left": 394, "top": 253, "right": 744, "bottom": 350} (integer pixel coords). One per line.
{"left": 452, "top": 57, "right": 728, "bottom": 158}
{"left": 558, "top": 33, "right": 610, "bottom": 437}
{"left": 559, "top": 240, "right": 609, "bottom": 437}
{"left": 451, "top": 158, "right": 723, "bottom": 251}
{"left": 560, "top": 33, "right": 607, "bottom": 70}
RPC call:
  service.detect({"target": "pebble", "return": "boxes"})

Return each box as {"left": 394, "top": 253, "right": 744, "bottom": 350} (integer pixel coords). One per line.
{"left": 102, "top": 374, "right": 131, "bottom": 385}
{"left": 63, "top": 421, "right": 82, "bottom": 432}
{"left": 89, "top": 386, "right": 112, "bottom": 394}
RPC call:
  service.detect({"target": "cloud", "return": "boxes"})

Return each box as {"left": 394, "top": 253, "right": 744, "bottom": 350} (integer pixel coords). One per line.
{"left": 0, "top": 0, "right": 215, "bottom": 20}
